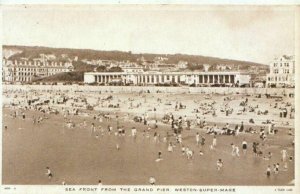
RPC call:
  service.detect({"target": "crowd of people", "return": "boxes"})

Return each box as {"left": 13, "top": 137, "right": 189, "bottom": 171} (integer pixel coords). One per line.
{"left": 2, "top": 87, "right": 295, "bottom": 185}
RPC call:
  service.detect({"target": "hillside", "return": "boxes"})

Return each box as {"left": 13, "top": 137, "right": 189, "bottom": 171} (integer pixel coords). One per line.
{"left": 3, "top": 45, "right": 269, "bottom": 83}
{"left": 3, "top": 45, "right": 268, "bottom": 70}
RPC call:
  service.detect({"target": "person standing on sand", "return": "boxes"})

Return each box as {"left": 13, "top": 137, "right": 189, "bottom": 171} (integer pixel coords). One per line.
{"left": 231, "top": 143, "right": 235, "bottom": 156}
{"left": 281, "top": 149, "right": 287, "bottom": 162}
{"left": 168, "top": 142, "right": 173, "bottom": 152}
{"left": 196, "top": 132, "right": 200, "bottom": 146}
{"left": 196, "top": 117, "right": 201, "bottom": 126}
{"left": 201, "top": 135, "right": 206, "bottom": 147}
{"left": 131, "top": 127, "right": 137, "bottom": 139}
{"left": 157, "top": 151, "right": 162, "bottom": 161}
{"left": 275, "top": 163, "right": 280, "bottom": 174}
{"left": 90, "top": 123, "right": 96, "bottom": 135}
{"left": 266, "top": 165, "right": 271, "bottom": 177}
{"left": 234, "top": 145, "right": 240, "bottom": 157}
{"left": 242, "top": 139, "right": 247, "bottom": 155}
{"left": 83, "top": 119, "right": 87, "bottom": 128}
{"left": 212, "top": 135, "right": 217, "bottom": 148}
{"left": 107, "top": 125, "right": 112, "bottom": 135}
{"left": 252, "top": 142, "right": 257, "bottom": 156}
{"left": 154, "top": 132, "right": 158, "bottom": 143}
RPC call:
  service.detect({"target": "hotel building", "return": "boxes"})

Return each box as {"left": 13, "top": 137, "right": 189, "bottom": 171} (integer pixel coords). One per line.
{"left": 266, "top": 55, "right": 295, "bottom": 87}
{"left": 2, "top": 58, "right": 74, "bottom": 83}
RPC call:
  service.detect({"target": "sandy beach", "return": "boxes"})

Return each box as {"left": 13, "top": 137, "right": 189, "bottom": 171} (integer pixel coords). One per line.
{"left": 2, "top": 85, "right": 295, "bottom": 185}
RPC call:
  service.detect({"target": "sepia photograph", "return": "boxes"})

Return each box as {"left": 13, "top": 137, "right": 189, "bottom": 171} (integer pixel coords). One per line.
{"left": 0, "top": 2, "right": 299, "bottom": 194}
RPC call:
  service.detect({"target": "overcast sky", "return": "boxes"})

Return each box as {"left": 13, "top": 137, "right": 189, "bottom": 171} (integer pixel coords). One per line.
{"left": 2, "top": 5, "right": 297, "bottom": 64}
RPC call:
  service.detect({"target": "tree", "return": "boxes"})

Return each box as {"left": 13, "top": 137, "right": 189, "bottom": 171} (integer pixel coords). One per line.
{"left": 187, "top": 63, "right": 203, "bottom": 71}
{"left": 72, "top": 61, "right": 94, "bottom": 72}
{"left": 96, "top": 66, "right": 107, "bottom": 72}
{"left": 107, "top": 66, "right": 123, "bottom": 72}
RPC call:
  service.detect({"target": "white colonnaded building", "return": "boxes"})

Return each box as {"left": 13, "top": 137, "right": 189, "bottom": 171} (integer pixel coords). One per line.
{"left": 84, "top": 70, "right": 251, "bottom": 87}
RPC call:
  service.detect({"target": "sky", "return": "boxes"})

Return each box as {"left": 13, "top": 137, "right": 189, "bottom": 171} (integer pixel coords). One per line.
{"left": 1, "top": 5, "right": 297, "bottom": 64}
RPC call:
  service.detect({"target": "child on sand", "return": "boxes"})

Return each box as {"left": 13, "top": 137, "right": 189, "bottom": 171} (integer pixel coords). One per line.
{"left": 156, "top": 151, "right": 163, "bottom": 162}
{"left": 266, "top": 165, "right": 271, "bottom": 177}
{"left": 46, "top": 167, "right": 53, "bottom": 179}
{"left": 199, "top": 150, "right": 204, "bottom": 156}
{"left": 149, "top": 176, "right": 156, "bottom": 185}
{"left": 275, "top": 163, "right": 280, "bottom": 174}
{"left": 217, "top": 159, "right": 223, "bottom": 171}
{"left": 158, "top": 151, "right": 162, "bottom": 158}
{"left": 181, "top": 146, "right": 186, "bottom": 155}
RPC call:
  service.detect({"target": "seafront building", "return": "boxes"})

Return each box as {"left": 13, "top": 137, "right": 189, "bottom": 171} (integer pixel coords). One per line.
{"left": 84, "top": 71, "right": 251, "bottom": 86}
{"left": 266, "top": 55, "right": 295, "bottom": 88}
{"left": 2, "top": 58, "right": 74, "bottom": 83}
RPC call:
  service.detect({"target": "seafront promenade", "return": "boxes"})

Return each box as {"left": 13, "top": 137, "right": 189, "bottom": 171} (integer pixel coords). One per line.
{"left": 2, "top": 84, "right": 295, "bottom": 96}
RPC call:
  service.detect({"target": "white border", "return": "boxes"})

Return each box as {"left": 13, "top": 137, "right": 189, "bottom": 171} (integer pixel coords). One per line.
{"left": 0, "top": 1, "right": 299, "bottom": 194}
{"left": 0, "top": 0, "right": 300, "bottom": 5}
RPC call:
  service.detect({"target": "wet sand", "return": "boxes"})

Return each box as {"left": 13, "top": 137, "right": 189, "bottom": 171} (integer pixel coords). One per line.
{"left": 2, "top": 105, "right": 294, "bottom": 185}
{"left": 2, "top": 86, "right": 295, "bottom": 185}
